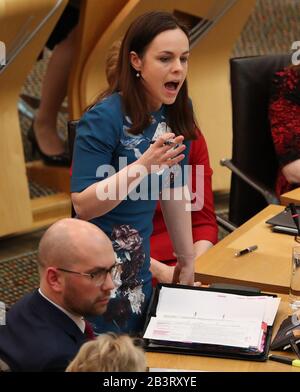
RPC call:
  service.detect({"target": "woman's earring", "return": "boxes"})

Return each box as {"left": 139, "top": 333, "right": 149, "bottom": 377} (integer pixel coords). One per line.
{"left": 136, "top": 72, "right": 140, "bottom": 78}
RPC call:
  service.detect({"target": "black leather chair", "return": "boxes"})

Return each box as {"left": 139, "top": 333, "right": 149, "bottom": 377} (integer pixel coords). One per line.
{"left": 222, "top": 54, "right": 291, "bottom": 227}
{"left": 68, "top": 120, "right": 79, "bottom": 218}
{"left": 68, "top": 119, "right": 78, "bottom": 162}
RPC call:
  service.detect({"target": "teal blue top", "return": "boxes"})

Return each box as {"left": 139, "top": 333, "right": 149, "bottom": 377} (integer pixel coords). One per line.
{"left": 71, "top": 93, "right": 190, "bottom": 334}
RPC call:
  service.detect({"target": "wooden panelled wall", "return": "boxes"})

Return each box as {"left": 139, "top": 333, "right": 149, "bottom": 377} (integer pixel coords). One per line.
{"left": 0, "top": 0, "right": 69, "bottom": 237}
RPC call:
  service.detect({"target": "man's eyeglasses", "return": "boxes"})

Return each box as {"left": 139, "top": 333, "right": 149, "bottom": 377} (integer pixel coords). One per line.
{"left": 57, "top": 263, "right": 118, "bottom": 286}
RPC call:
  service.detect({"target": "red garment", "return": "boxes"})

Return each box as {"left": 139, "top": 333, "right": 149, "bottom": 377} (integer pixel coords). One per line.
{"left": 150, "top": 130, "right": 218, "bottom": 263}
{"left": 269, "top": 67, "right": 300, "bottom": 197}
{"left": 84, "top": 320, "right": 95, "bottom": 341}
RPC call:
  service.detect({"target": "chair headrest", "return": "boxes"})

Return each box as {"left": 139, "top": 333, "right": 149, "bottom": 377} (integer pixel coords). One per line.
{"left": 67, "top": 120, "right": 79, "bottom": 159}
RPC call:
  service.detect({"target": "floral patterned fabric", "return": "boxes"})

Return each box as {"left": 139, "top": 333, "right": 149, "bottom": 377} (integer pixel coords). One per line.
{"left": 269, "top": 66, "right": 300, "bottom": 196}
{"left": 71, "top": 93, "right": 190, "bottom": 335}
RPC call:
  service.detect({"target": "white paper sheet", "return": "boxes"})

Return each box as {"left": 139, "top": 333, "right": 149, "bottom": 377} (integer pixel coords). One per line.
{"left": 157, "top": 287, "right": 280, "bottom": 325}
{"left": 144, "top": 317, "right": 262, "bottom": 348}
{"left": 143, "top": 287, "right": 281, "bottom": 348}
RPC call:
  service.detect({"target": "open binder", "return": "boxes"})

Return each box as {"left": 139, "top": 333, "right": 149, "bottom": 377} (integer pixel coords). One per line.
{"left": 142, "top": 284, "right": 279, "bottom": 362}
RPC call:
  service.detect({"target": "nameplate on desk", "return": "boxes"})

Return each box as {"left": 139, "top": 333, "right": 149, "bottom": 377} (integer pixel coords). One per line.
{"left": 272, "top": 225, "right": 298, "bottom": 235}
{"left": 266, "top": 206, "right": 300, "bottom": 230}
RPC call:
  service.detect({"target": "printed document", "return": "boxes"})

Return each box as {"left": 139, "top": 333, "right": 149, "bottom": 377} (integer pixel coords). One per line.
{"left": 143, "top": 287, "right": 280, "bottom": 349}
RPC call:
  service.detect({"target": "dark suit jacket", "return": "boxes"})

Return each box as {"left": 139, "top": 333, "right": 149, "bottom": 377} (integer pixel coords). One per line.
{"left": 0, "top": 290, "right": 87, "bottom": 371}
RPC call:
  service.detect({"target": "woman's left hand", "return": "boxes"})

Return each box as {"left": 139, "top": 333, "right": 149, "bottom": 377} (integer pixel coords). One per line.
{"left": 172, "top": 262, "right": 194, "bottom": 286}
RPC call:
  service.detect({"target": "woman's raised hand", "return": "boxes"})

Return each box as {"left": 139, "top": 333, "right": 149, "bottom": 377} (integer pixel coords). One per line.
{"left": 138, "top": 132, "right": 186, "bottom": 173}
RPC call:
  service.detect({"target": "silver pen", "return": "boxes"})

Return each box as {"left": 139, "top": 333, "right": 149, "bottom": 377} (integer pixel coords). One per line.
{"left": 235, "top": 245, "right": 258, "bottom": 257}
{"left": 149, "top": 140, "right": 180, "bottom": 147}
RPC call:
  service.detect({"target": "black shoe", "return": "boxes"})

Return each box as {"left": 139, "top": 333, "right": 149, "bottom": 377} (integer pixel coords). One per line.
{"left": 27, "top": 124, "right": 70, "bottom": 167}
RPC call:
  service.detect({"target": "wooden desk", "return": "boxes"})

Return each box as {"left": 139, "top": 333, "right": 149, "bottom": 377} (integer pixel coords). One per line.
{"left": 194, "top": 205, "right": 296, "bottom": 294}
{"left": 146, "top": 294, "right": 299, "bottom": 372}
{"left": 280, "top": 188, "right": 300, "bottom": 206}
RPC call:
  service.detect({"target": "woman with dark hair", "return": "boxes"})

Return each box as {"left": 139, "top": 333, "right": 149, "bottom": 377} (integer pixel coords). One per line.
{"left": 269, "top": 64, "right": 300, "bottom": 196}
{"left": 105, "top": 39, "right": 218, "bottom": 285}
{"left": 71, "top": 11, "right": 197, "bottom": 335}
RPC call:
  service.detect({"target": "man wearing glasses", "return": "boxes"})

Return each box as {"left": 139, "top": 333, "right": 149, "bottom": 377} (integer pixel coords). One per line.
{"left": 0, "top": 219, "right": 116, "bottom": 372}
